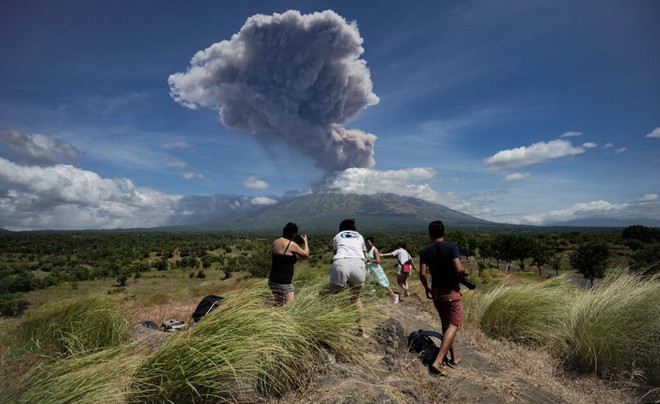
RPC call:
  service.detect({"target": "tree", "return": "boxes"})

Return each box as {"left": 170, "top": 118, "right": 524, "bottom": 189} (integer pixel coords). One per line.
{"left": 629, "top": 243, "right": 660, "bottom": 275}
{"left": 446, "top": 230, "right": 476, "bottom": 258}
{"left": 550, "top": 255, "right": 563, "bottom": 276}
{"left": 511, "top": 235, "right": 535, "bottom": 271}
{"left": 476, "top": 235, "right": 495, "bottom": 265}
{"left": 622, "top": 225, "right": 660, "bottom": 244}
{"left": 492, "top": 234, "right": 517, "bottom": 271}
{"left": 530, "top": 239, "right": 554, "bottom": 275}
{"left": 570, "top": 241, "right": 610, "bottom": 286}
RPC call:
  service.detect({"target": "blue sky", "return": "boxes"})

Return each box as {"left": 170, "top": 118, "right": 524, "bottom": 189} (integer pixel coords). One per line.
{"left": 0, "top": 0, "right": 659, "bottom": 230}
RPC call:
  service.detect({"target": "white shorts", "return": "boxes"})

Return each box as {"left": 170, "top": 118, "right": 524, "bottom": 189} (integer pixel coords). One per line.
{"left": 330, "top": 258, "right": 366, "bottom": 287}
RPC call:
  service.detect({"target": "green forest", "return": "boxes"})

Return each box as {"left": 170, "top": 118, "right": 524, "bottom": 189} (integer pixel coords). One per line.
{"left": 1, "top": 225, "right": 659, "bottom": 316}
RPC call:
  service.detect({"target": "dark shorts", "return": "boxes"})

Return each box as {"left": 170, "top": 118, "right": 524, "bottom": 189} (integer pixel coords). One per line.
{"left": 431, "top": 288, "right": 463, "bottom": 328}
{"left": 268, "top": 280, "right": 294, "bottom": 294}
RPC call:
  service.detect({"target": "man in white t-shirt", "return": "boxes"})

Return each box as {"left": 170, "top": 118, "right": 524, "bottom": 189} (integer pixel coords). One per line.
{"left": 329, "top": 219, "right": 368, "bottom": 335}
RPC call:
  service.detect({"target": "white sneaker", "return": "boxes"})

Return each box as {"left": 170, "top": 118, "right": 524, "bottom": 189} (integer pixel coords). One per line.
{"left": 393, "top": 294, "right": 400, "bottom": 304}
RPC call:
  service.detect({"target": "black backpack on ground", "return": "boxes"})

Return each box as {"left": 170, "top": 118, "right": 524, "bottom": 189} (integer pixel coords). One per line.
{"left": 192, "top": 295, "right": 225, "bottom": 323}
{"left": 407, "top": 329, "right": 443, "bottom": 365}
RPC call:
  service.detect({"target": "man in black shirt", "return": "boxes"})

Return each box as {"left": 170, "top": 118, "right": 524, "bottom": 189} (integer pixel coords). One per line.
{"left": 419, "top": 220, "right": 469, "bottom": 377}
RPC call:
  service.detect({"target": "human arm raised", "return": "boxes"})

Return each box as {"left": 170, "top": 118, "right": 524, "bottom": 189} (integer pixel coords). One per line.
{"left": 289, "top": 235, "right": 309, "bottom": 258}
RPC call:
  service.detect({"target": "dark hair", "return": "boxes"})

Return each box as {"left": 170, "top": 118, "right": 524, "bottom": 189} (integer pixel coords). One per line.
{"left": 428, "top": 220, "right": 446, "bottom": 239}
{"left": 339, "top": 219, "right": 356, "bottom": 231}
{"left": 282, "top": 222, "right": 298, "bottom": 239}
{"left": 366, "top": 236, "right": 374, "bottom": 243}
{"left": 396, "top": 242, "right": 406, "bottom": 249}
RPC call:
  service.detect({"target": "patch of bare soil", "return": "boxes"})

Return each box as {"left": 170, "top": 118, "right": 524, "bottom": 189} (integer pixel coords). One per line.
{"left": 282, "top": 290, "right": 640, "bottom": 404}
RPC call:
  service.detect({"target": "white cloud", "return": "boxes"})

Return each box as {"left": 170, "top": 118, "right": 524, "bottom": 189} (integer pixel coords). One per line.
{"left": 251, "top": 196, "right": 278, "bottom": 205}
{"left": 521, "top": 200, "right": 627, "bottom": 225}
{"left": 519, "top": 195, "right": 660, "bottom": 225}
{"left": 582, "top": 142, "right": 598, "bottom": 149}
{"left": 0, "top": 128, "right": 81, "bottom": 165}
{"left": 326, "top": 167, "right": 491, "bottom": 216}
{"left": 560, "top": 131, "right": 582, "bottom": 138}
{"left": 484, "top": 139, "right": 585, "bottom": 169}
{"left": 244, "top": 176, "right": 269, "bottom": 189}
{"left": 327, "top": 167, "right": 436, "bottom": 197}
{"left": 603, "top": 143, "right": 613, "bottom": 148}
{"left": 161, "top": 141, "right": 190, "bottom": 150}
{"left": 167, "top": 158, "right": 188, "bottom": 169}
{"left": 504, "top": 172, "right": 531, "bottom": 181}
{"left": 637, "top": 193, "right": 658, "bottom": 202}
{"left": 645, "top": 127, "right": 660, "bottom": 138}
{"left": 0, "top": 157, "right": 182, "bottom": 230}
{"left": 614, "top": 147, "right": 626, "bottom": 153}
{"left": 182, "top": 171, "right": 206, "bottom": 180}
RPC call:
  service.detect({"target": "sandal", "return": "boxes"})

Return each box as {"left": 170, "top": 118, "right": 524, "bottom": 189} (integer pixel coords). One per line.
{"left": 428, "top": 366, "right": 448, "bottom": 378}
{"left": 445, "top": 357, "right": 461, "bottom": 368}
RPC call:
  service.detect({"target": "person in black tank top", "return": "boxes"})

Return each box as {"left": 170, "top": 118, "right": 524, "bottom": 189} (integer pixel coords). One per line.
{"left": 268, "top": 222, "right": 309, "bottom": 306}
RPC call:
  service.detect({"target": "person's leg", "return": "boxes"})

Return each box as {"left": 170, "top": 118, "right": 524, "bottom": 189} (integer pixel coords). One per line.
{"left": 329, "top": 260, "right": 348, "bottom": 294}
{"left": 284, "top": 291, "right": 295, "bottom": 304}
{"left": 396, "top": 274, "right": 406, "bottom": 296}
{"left": 349, "top": 285, "right": 366, "bottom": 336}
{"left": 272, "top": 290, "right": 284, "bottom": 306}
{"left": 431, "top": 323, "right": 458, "bottom": 373}
{"left": 439, "top": 316, "right": 457, "bottom": 364}
{"left": 329, "top": 284, "right": 344, "bottom": 294}
{"left": 374, "top": 266, "right": 395, "bottom": 297}
{"left": 402, "top": 274, "right": 410, "bottom": 296}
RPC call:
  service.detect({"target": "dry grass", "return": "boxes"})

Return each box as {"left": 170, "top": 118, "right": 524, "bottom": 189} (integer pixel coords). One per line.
{"left": 405, "top": 276, "right": 640, "bottom": 404}
{"left": 2, "top": 261, "right": 652, "bottom": 403}
{"left": 460, "top": 324, "right": 637, "bottom": 404}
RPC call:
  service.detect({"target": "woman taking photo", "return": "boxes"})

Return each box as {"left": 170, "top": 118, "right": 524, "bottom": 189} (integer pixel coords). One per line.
{"left": 269, "top": 222, "right": 308, "bottom": 306}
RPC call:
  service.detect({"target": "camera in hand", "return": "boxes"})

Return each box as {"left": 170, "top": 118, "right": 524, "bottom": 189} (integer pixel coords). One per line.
{"left": 294, "top": 234, "right": 305, "bottom": 244}
{"left": 460, "top": 276, "right": 477, "bottom": 290}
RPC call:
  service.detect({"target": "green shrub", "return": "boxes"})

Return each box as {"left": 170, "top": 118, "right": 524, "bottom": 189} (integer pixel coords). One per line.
{"left": 0, "top": 293, "right": 29, "bottom": 316}
{"left": 629, "top": 243, "right": 660, "bottom": 275}
{"left": 474, "top": 279, "right": 570, "bottom": 345}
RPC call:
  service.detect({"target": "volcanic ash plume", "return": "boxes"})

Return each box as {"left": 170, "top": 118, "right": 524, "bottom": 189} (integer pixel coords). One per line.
{"left": 168, "top": 10, "right": 380, "bottom": 172}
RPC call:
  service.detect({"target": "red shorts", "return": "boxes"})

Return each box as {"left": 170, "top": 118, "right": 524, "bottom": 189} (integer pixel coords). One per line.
{"left": 431, "top": 288, "right": 463, "bottom": 328}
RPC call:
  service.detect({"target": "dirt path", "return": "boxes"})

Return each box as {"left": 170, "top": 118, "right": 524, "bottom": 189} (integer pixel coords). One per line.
{"left": 286, "top": 290, "right": 637, "bottom": 404}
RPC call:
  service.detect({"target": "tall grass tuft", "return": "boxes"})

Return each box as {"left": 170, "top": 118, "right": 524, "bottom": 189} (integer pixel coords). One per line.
{"left": 131, "top": 274, "right": 372, "bottom": 402}
{"left": 557, "top": 269, "right": 660, "bottom": 383}
{"left": 469, "top": 270, "right": 660, "bottom": 386}
{"left": 15, "top": 296, "right": 131, "bottom": 357}
{"left": 5, "top": 343, "right": 143, "bottom": 404}
{"left": 471, "top": 277, "right": 572, "bottom": 346}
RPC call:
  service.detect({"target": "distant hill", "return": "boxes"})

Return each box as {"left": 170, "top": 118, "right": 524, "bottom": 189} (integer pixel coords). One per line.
{"left": 0, "top": 228, "right": 11, "bottom": 233}
{"left": 548, "top": 217, "right": 660, "bottom": 228}
{"left": 189, "top": 192, "right": 499, "bottom": 233}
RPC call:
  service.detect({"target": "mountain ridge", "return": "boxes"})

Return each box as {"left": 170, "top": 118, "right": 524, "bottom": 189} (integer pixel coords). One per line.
{"left": 188, "top": 192, "right": 498, "bottom": 232}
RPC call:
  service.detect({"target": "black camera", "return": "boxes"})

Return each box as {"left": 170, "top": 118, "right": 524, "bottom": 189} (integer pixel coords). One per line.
{"left": 294, "top": 234, "right": 305, "bottom": 244}
{"left": 460, "top": 276, "right": 476, "bottom": 290}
